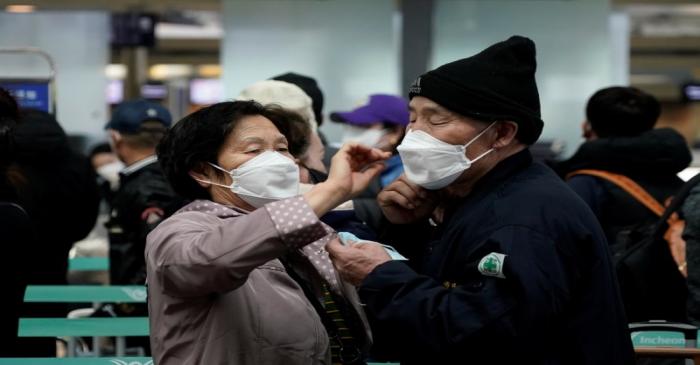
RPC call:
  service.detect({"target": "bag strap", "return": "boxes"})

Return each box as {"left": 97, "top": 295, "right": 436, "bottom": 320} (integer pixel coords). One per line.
{"left": 659, "top": 172, "right": 700, "bottom": 224}
{"left": 567, "top": 169, "right": 665, "bottom": 217}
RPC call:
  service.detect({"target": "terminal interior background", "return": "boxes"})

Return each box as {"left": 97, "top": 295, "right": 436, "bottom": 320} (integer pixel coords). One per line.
{"left": 0, "top": 0, "right": 699, "bottom": 179}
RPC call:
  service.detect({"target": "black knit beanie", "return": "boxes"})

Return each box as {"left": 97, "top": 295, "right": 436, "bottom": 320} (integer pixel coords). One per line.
{"left": 408, "top": 35, "right": 543, "bottom": 145}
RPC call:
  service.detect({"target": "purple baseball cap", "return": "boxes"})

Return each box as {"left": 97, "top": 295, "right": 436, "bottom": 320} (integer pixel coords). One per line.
{"left": 330, "top": 94, "right": 409, "bottom": 127}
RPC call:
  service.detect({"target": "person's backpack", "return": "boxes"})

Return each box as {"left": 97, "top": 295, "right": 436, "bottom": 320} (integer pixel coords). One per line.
{"left": 568, "top": 170, "right": 700, "bottom": 322}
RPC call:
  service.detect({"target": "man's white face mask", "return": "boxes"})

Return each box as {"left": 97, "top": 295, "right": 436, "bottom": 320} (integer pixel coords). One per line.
{"left": 96, "top": 160, "right": 125, "bottom": 191}
{"left": 340, "top": 124, "right": 386, "bottom": 148}
{"left": 397, "top": 122, "right": 496, "bottom": 190}
{"left": 194, "top": 151, "right": 300, "bottom": 208}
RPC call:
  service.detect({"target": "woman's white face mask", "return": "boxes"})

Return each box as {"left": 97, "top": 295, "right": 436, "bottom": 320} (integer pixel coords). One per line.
{"left": 396, "top": 122, "right": 496, "bottom": 190}
{"left": 194, "top": 151, "right": 300, "bottom": 208}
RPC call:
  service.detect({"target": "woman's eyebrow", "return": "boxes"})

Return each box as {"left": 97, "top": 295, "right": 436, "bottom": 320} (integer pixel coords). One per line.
{"left": 240, "top": 136, "right": 265, "bottom": 144}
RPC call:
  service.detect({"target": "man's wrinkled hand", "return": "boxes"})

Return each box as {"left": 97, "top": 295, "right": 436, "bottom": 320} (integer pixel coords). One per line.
{"left": 378, "top": 174, "right": 437, "bottom": 224}
{"left": 326, "top": 238, "right": 391, "bottom": 286}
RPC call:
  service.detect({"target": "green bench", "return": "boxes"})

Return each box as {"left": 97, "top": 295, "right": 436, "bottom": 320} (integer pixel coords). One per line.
{"left": 632, "top": 330, "right": 688, "bottom": 348}
{"left": 630, "top": 322, "right": 700, "bottom": 364}
{"left": 19, "top": 318, "right": 149, "bottom": 337}
{"left": 18, "top": 317, "right": 149, "bottom": 357}
{"left": 24, "top": 285, "right": 147, "bottom": 303}
{"left": 22, "top": 285, "right": 147, "bottom": 356}
{"left": 68, "top": 257, "right": 109, "bottom": 272}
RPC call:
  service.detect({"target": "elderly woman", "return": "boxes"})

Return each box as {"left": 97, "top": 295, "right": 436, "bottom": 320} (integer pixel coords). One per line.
{"left": 147, "top": 101, "right": 388, "bottom": 364}
{"left": 238, "top": 79, "right": 327, "bottom": 183}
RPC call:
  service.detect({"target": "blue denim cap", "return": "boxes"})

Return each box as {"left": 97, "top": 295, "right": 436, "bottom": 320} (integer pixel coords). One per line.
{"left": 105, "top": 99, "right": 172, "bottom": 134}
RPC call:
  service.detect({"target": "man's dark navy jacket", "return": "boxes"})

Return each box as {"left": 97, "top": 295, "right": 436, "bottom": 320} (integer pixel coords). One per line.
{"left": 360, "top": 149, "right": 634, "bottom": 364}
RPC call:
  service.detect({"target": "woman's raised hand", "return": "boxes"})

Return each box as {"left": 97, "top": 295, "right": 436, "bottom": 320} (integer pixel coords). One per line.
{"left": 327, "top": 143, "right": 391, "bottom": 198}
{"left": 304, "top": 143, "right": 390, "bottom": 217}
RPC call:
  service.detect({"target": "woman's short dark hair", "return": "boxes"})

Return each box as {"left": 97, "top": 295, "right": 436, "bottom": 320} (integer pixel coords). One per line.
{"left": 586, "top": 86, "right": 661, "bottom": 138}
{"left": 157, "top": 100, "right": 300, "bottom": 200}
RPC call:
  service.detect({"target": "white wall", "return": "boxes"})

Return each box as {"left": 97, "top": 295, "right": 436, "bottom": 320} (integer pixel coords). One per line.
{"left": 221, "top": 0, "right": 400, "bottom": 142}
{"left": 610, "top": 11, "right": 631, "bottom": 86}
{"left": 431, "top": 0, "right": 624, "bottom": 156}
{"left": 223, "top": 0, "right": 626, "bottom": 153}
{"left": 0, "top": 11, "right": 109, "bottom": 139}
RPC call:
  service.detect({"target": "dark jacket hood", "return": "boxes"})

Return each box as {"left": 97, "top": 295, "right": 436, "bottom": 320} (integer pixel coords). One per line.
{"left": 555, "top": 128, "right": 691, "bottom": 177}
{"left": 13, "top": 109, "right": 70, "bottom": 163}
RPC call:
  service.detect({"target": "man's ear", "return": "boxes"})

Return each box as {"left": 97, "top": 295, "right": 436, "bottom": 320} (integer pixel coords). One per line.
{"left": 492, "top": 121, "right": 519, "bottom": 148}
{"left": 109, "top": 130, "right": 123, "bottom": 149}
{"left": 582, "top": 120, "right": 596, "bottom": 140}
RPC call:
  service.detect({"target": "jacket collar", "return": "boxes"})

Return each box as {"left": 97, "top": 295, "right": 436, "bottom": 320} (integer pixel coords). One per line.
{"left": 470, "top": 147, "right": 533, "bottom": 195}
{"left": 554, "top": 128, "right": 691, "bottom": 177}
{"left": 439, "top": 148, "right": 532, "bottom": 223}
{"left": 177, "top": 199, "right": 248, "bottom": 218}
{"left": 120, "top": 155, "right": 158, "bottom": 177}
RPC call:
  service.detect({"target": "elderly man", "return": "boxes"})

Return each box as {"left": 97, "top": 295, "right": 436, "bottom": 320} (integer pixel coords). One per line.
{"left": 327, "top": 36, "right": 634, "bottom": 364}
{"left": 105, "top": 99, "right": 184, "bottom": 286}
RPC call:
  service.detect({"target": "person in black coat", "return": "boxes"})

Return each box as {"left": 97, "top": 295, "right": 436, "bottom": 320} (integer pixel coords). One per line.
{"left": 554, "top": 87, "right": 691, "bottom": 246}
{"left": 327, "top": 36, "right": 634, "bottom": 364}
{"left": 0, "top": 88, "right": 33, "bottom": 357}
{"left": 12, "top": 109, "right": 101, "bottom": 284}
{"left": 7, "top": 108, "right": 100, "bottom": 356}
{"left": 105, "top": 100, "right": 184, "bottom": 286}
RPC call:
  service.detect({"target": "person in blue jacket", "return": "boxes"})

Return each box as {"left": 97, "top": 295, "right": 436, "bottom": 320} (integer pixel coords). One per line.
{"left": 327, "top": 36, "right": 635, "bottom": 364}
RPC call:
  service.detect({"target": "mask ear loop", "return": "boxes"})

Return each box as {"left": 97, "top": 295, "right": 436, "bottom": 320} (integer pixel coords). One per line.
{"left": 192, "top": 162, "right": 235, "bottom": 189}
{"left": 192, "top": 178, "right": 232, "bottom": 189}
{"left": 463, "top": 122, "right": 497, "bottom": 148}
{"left": 463, "top": 122, "right": 498, "bottom": 162}
{"left": 208, "top": 162, "right": 232, "bottom": 174}
{"left": 470, "top": 148, "right": 495, "bottom": 163}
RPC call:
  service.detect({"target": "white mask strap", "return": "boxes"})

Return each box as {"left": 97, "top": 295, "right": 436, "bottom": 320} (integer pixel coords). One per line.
{"left": 464, "top": 122, "right": 497, "bottom": 149}
{"left": 193, "top": 177, "right": 231, "bottom": 189}
{"left": 194, "top": 163, "right": 235, "bottom": 188}
{"left": 195, "top": 163, "right": 233, "bottom": 188}
{"left": 470, "top": 148, "right": 494, "bottom": 163}
{"left": 207, "top": 162, "right": 231, "bottom": 174}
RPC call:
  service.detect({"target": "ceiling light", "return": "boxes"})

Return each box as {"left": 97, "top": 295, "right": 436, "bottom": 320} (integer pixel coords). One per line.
{"left": 5, "top": 5, "right": 35, "bottom": 13}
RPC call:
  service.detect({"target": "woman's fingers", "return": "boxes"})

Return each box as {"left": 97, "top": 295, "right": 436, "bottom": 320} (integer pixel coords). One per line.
{"left": 358, "top": 161, "right": 385, "bottom": 179}
{"left": 339, "top": 143, "right": 390, "bottom": 169}
{"left": 349, "top": 162, "right": 385, "bottom": 195}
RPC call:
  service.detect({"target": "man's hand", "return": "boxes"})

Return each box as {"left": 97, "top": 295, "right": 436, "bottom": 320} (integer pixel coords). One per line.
{"left": 378, "top": 174, "right": 437, "bottom": 224}
{"left": 326, "top": 238, "right": 392, "bottom": 286}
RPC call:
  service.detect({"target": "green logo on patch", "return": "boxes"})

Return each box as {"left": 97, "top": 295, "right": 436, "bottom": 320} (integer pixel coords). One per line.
{"left": 478, "top": 252, "right": 506, "bottom": 279}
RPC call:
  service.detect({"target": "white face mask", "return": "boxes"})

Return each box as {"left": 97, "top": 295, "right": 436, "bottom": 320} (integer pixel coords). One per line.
{"left": 397, "top": 123, "right": 496, "bottom": 190}
{"left": 340, "top": 125, "right": 386, "bottom": 148}
{"left": 195, "top": 151, "right": 300, "bottom": 208}
{"left": 96, "top": 160, "right": 125, "bottom": 191}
